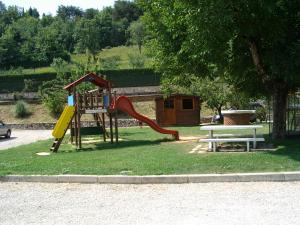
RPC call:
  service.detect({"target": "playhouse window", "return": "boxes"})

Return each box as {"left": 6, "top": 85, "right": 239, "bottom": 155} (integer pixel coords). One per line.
{"left": 164, "top": 99, "right": 174, "bottom": 109}
{"left": 182, "top": 98, "right": 193, "bottom": 110}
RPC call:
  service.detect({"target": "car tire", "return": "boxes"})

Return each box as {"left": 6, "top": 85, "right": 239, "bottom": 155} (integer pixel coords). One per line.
{"left": 5, "top": 130, "right": 11, "bottom": 139}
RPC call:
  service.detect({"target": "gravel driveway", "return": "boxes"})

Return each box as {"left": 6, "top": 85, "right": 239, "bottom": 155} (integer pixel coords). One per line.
{"left": 0, "top": 130, "right": 52, "bottom": 150}
{"left": 1, "top": 182, "right": 300, "bottom": 225}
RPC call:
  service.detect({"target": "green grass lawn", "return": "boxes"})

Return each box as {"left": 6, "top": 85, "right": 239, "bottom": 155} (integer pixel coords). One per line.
{"left": 0, "top": 125, "right": 300, "bottom": 176}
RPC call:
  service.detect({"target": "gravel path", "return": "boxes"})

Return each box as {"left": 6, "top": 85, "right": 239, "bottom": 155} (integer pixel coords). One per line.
{"left": 0, "top": 130, "right": 52, "bottom": 150}
{"left": 1, "top": 182, "right": 300, "bottom": 225}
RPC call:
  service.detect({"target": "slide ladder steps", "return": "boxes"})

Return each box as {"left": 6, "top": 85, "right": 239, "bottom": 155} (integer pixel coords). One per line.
{"left": 50, "top": 138, "right": 63, "bottom": 152}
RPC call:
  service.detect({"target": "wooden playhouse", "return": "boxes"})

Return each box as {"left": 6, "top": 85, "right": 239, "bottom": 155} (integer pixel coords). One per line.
{"left": 155, "top": 95, "right": 200, "bottom": 126}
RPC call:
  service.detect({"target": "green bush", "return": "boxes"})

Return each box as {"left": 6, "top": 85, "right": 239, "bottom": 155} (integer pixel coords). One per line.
{"left": 128, "top": 52, "right": 146, "bottom": 69}
{"left": 99, "top": 56, "right": 121, "bottom": 70}
{"left": 255, "top": 107, "right": 267, "bottom": 122}
{"left": 39, "top": 78, "right": 67, "bottom": 117}
{"left": 14, "top": 101, "right": 30, "bottom": 118}
{"left": 23, "top": 79, "right": 35, "bottom": 92}
{"left": 43, "top": 93, "right": 66, "bottom": 117}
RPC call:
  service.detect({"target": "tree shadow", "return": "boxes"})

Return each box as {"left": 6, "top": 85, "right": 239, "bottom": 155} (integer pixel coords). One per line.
{"left": 60, "top": 138, "right": 173, "bottom": 153}
{"left": 266, "top": 138, "right": 300, "bottom": 161}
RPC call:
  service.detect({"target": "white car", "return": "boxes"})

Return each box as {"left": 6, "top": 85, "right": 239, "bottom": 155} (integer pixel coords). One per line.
{"left": 0, "top": 121, "right": 11, "bottom": 138}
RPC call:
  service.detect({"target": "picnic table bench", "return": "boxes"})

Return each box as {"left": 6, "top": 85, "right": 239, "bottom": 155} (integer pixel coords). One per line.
{"left": 199, "top": 125, "right": 264, "bottom": 152}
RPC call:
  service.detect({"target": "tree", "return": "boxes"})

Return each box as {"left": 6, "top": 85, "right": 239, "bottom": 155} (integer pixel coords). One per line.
{"left": 84, "top": 8, "right": 99, "bottom": 19}
{"left": 0, "top": 1, "right": 6, "bottom": 13}
{"left": 40, "top": 14, "right": 54, "bottom": 27}
{"left": 0, "top": 5, "right": 23, "bottom": 35}
{"left": 26, "top": 7, "right": 39, "bottom": 18}
{"left": 128, "top": 19, "right": 145, "bottom": 53}
{"left": 74, "top": 10, "right": 114, "bottom": 60}
{"left": 74, "top": 18, "right": 102, "bottom": 60}
{"left": 57, "top": 5, "right": 83, "bottom": 21}
{"left": 34, "top": 24, "right": 70, "bottom": 67}
{"left": 140, "top": 0, "right": 300, "bottom": 139}
{"left": 0, "top": 26, "right": 22, "bottom": 68}
{"left": 112, "top": 0, "right": 143, "bottom": 24}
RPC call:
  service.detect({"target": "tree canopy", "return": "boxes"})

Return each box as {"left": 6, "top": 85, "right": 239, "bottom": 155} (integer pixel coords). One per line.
{"left": 0, "top": 0, "right": 143, "bottom": 69}
{"left": 140, "top": 0, "right": 300, "bottom": 138}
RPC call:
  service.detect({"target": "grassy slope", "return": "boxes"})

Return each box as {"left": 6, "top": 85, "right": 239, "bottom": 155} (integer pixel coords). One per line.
{"left": 0, "top": 101, "right": 156, "bottom": 124}
{"left": 19, "top": 46, "right": 149, "bottom": 74}
{"left": 1, "top": 125, "right": 300, "bottom": 176}
{"left": 0, "top": 103, "right": 56, "bottom": 123}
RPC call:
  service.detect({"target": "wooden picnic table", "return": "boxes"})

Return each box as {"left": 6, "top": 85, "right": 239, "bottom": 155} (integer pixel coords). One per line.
{"left": 200, "top": 125, "right": 264, "bottom": 151}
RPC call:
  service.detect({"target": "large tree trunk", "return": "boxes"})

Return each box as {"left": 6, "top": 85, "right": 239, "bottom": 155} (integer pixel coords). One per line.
{"left": 272, "top": 82, "right": 288, "bottom": 139}
{"left": 248, "top": 40, "right": 289, "bottom": 139}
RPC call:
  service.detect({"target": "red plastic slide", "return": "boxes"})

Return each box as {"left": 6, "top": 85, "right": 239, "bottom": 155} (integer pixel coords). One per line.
{"left": 111, "top": 96, "right": 179, "bottom": 140}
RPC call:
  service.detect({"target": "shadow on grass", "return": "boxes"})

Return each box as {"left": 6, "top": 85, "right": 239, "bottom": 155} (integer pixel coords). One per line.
{"left": 81, "top": 130, "right": 147, "bottom": 139}
{"left": 60, "top": 138, "right": 173, "bottom": 153}
{"left": 266, "top": 137, "right": 300, "bottom": 161}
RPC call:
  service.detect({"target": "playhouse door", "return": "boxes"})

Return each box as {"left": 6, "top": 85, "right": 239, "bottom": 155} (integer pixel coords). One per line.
{"left": 163, "top": 98, "right": 176, "bottom": 125}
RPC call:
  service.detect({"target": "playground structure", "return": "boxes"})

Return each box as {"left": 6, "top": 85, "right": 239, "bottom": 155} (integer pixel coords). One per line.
{"left": 50, "top": 73, "right": 179, "bottom": 152}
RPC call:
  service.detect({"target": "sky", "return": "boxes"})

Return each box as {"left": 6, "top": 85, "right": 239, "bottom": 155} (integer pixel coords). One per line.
{"left": 2, "top": 0, "right": 116, "bottom": 15}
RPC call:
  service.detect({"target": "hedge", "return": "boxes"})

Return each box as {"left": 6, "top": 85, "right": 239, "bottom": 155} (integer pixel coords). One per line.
{"left": 102, "top": 69, "right": 161, "bottom": 87}
{"left": 0, "top": 73, "right": 57, "bottom": 93}
{"left": 0, "top": 69, "right": 162, "bottom": 93}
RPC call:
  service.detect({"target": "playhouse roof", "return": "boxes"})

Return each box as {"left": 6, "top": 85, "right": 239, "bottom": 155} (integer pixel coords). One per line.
{"left": 64, "top": 73, "right": 112, "bottom": 91}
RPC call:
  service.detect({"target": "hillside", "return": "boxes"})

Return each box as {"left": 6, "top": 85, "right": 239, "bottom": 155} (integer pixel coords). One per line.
{"left": 0, "top": 101, "right": 156, "bottom": 124}
{"left": 2, "top": 46, "right": 152, "bottom": 75}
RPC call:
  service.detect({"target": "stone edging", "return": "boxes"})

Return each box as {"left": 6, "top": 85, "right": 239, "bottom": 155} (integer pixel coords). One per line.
{"left": 1, "top": 172, "right": 300, "bottom": 184}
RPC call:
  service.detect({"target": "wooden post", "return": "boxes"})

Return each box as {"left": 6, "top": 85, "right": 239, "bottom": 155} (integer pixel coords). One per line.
{"left": 109, "top": 112, "right": 113, "bottom": 143}
{"left": 74, "top": 88, "right": 78, "bottom": 147}
{"left": 70, "top": 118, "right": 73, "bottom": 144}
{"left": 114, "top": 91, "right": 118, "bottom": 143}
{"left": 90, "top": 92, "right": 94, "bottom": 109}
{"left": 78, "top": 113, "right": 81, "bottom": 149}
{"left": 102, "top": 113, "right": 106, "bottom": 142}
{"left": 77, "top": 93, "right": 81, "bottom": 149}
{"left": 69, "top": 90, "right": 73, "bottom": 144}
{"left": 84, "top": 93, "right": 88, "bottom": 109}
{"left": 96, "top": 92, "right": 99, "bottom": 108}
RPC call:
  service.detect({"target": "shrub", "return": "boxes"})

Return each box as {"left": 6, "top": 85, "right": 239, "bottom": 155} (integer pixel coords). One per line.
{"left": 23, "top": 79, "right": 35, "bottom": 92}
{"left": 43, "top": 93, "right": 66, "bottom": 117}
{"left": 256, "top": 107, "right": 267, "bottom": 122}
{"left": 50, "top": 58, "right": 70, "bottom": 78}
{"left": 99, "top": 56, "right": 121, "bottom": 70}
{"left": 14, "top": 101, "right": 30, "bottom": 118}
{"left": 39, "top": 78, "right": 67, "bottom": 117}
{"left": 128, "top": 52, "right": 146, "bottom": 69}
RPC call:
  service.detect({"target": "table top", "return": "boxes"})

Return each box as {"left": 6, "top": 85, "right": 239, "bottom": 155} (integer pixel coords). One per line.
{"left": 200, "top": 125, "right": 263, "bottom": 130}
{"left": 221, "top": 110, "right": 256, "bottom": 114}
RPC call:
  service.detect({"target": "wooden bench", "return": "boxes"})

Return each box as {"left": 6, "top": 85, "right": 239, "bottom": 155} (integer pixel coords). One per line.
{"left": 199, "top": 137, "right": 265, "bottom": 152}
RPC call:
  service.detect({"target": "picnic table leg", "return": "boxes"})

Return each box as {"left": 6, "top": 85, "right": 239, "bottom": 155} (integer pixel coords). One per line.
{"left": 253, "top": 129, "right": 257, "bottom": 149}
{"left": 209, "top": 130, "right": 213, "bottom": 151}
{"left": 247, "top": 141, "right": 250, "bottom": 152}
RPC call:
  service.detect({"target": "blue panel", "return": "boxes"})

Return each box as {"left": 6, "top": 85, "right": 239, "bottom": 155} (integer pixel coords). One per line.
{"left": 68, "top": 95, "right": 74, "bottom": 106}
{"left": 103, "top": 95, "right": 110, "bottom": 108}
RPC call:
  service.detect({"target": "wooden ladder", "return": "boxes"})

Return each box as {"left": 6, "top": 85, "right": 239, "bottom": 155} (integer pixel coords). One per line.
{"left": 50, "top": 138, "right": 63, "bottom": 152}
{"left": 50, "top": 121, "right": 70, "bottom": 152}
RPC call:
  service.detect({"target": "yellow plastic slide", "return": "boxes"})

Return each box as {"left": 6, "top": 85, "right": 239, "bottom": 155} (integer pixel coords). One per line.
{"left": 52, "top": 106, "right": 75, "bottom": 139}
